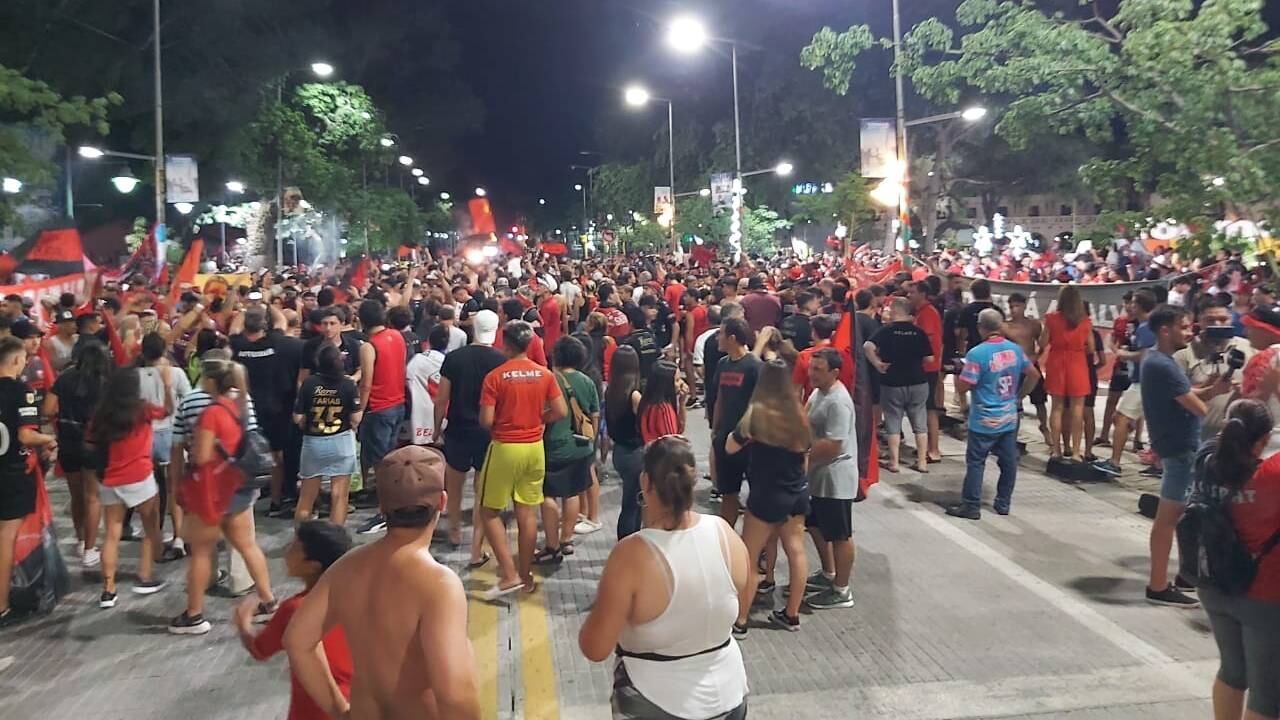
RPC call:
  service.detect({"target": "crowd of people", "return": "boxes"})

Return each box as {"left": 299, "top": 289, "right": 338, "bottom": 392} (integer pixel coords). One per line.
{"left": 0, "top": 240, "right": 1274, "bottom": 719}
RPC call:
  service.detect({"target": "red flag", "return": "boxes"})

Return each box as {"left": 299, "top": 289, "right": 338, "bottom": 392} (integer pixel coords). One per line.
{"left": 77, "top": 272, "right": 104, "bottom": 316}
{"left": 101, "top": 309, "right": 129, "bottom": 367}
{"left": 468, "top": 199, "right": 497, "bottom": 235}
{"left": 350, "top": 257, "right": 371, "bottom": 291}
{"left": 166, "top": 240, "right": 204, "bottom": 310}
{"left": 499, "top": 237, "right": 524, "bottom": 256}
{"left": 691, "top": 244, "right": 716, "bottom": 268}
{"left": 833, "top": 311, "right": 877, "bottom": 496}
{"left": 540, "top": 241, "right": 568, "bottom": 257}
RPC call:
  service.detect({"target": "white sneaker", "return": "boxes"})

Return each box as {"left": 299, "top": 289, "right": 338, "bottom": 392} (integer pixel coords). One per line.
{"left": 574, "top": 519, "right": 603, "bottom": 535}
{"left": 82, "top": 548, "right": 101, "bottom": 569}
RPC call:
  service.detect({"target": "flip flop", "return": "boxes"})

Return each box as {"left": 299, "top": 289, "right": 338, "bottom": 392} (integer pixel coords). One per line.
{"left": 927, "top": 457, "right": 942, "bottom": 464}
{"left": 466, "top": 553, "right": 491, "bottom": 570}
{"left": 879, "top": 461, "right": 900, "bottom": 474}
{"left": 914, "top": 465, "right": 929, "bottom": 474}
{"left": 482, "top": 581, "right": 527, "bottom": 601}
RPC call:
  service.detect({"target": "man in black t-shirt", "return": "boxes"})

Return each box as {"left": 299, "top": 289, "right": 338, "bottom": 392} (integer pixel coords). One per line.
{"left": 0, "top": 336, "right": 56, "bottom": 626}
{"left": 621, "top": 304, "right": 659, "bottom": 386}
{"left": 711, "top": 317, "right": 762, "bottom": 525}
{"left": 301, "top": 308, "right": 362, "bottom": 382}
{"left": 434, "top": 309, "right": 505, "bottom": 554}
{"left": 956, "top": 279, "right": 1004, "bottom": 356}
{"left": 230, "top": 308, "right": 302, "bottom": 515}
{"left": 866, "top": 297, "right": 935, "bottom": 473}
{"left": 780, "top": 291, "right": 818, "bottom": 352}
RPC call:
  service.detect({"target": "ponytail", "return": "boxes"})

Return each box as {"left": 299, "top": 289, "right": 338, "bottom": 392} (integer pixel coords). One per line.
{"left": 642, "top": 436, "right": 697, "bottom": 530}
{"left": 1209, "top": 400, "right": 1273, "bottom": 490}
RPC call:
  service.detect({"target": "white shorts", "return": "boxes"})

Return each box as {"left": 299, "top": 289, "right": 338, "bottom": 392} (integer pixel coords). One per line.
{"left": 1116, "top": 384, "right": 1145, "bottom": 421}
{"left": 99, "top": 474, "right": 159, "bottom": 508}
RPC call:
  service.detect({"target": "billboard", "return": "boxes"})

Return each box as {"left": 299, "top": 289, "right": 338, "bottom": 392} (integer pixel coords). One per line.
{"left": 859, "top": 118, "right": 898, "bottom": 179}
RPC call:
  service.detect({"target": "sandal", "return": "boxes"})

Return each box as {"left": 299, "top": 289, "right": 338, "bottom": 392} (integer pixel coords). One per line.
{"left": 157, "top": 545, "right": 188, "bottom": 564}
{"left": 466, "top": 553, "right": 492, "bottom": 570}
{"left": 879, "top": 461, "right": 900, "bottom": 474}
{"left": 532, "top": 547, "right": 564, "bottom": 566}
{"left": 560, "top": 541, "right": 575, "bottom": 556}
{"left": 914, "top": 465, "right": 929, "bottom": 474}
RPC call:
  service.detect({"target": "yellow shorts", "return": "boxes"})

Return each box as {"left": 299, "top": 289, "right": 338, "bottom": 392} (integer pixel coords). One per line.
{"left": 478, "top": 440, "right": 545, "bottom": 510}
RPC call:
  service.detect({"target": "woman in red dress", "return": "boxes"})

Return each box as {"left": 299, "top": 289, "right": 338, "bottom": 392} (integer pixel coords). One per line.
{"left": 1039, "top": 285, "right": 1098, "bottom": 461}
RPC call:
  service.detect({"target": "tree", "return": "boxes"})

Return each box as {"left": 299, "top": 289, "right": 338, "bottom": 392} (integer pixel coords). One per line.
{"left": 0, "top": 65, "right": 119, "bottom": 226}
{"left": 591, "top": 162, "right": 651, "bottom": 224}
{"left": 803, "top": 0, "right": 1280, "bottom": 230}
{"left": 791, "top": 172, "right": 879, "bottom": 231}
{"left": 346, "top": 187, "right": 423, "bottom": 253}
{"left": 951, "top": 131, "right": 1095, "bottom": 225}
{"left": 740, "top": 205, "right": 793, "bottom": 256}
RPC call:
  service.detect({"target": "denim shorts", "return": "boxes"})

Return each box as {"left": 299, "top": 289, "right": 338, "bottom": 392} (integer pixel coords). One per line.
{"left": 300, "top": 430, "right": 358, "bottom": 479}
{"left": 1159, "top": 450, "right": 1196, "bottom": 502}
{"left": 151, "top": 428, "right": 173, "bottom": 466}
{"left": 360, "top": 405, "right": 405, "bottom": 470}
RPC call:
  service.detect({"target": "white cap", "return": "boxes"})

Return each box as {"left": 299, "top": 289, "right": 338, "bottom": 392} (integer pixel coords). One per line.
{"left": 473, "top": 309, "right": 499, "bottom": 344}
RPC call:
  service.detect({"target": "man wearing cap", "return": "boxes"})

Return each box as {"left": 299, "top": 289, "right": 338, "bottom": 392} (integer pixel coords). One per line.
{"left": 435, "top": 309, "right": 506, "bottom": 555}
{"left": 1242, "top": 303, "right": 1280, "bottom": 455}
{"left": 45, "top": 309, "right": 78, "bottom": 374}
{"left": 11, "top": 320, "right": 54, "bottom": 410}
{"left": 477, "top": 320, "right": 567, "bottom": 598}
{"left": 285, "top": 445, "right": 481, "bottom": 719}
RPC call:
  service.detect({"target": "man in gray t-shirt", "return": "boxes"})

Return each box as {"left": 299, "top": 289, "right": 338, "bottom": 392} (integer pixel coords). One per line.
{"left": 802, "top": 348, "right": 858, "bottom": 610}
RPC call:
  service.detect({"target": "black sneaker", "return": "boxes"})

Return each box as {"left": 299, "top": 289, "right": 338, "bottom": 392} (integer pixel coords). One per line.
{"left": 768, "top": 609, "right": 800, "bottom": 632}
{"left": 252, "top": 599, "right": 279, "bottom": 623}
{"left": 1145, "top": 585, "right": 1200, "bottom": 608}
{"left": 755, "top": 580, "right": 776, "bottom": 596}
{"left": 265, "top": 502, "right": 295, "bottom": 519}
{"left": 120, "top": 524, "right": 140, "bottom": 542}
{"left": 0, "top": 607, "right": 23, "bottom": 629}
{"left": 357, "top": 514, "right": 387, "bottom": 535}
{"left": 168, "top": 611, "right": 212, "bottom": 635}
{"left": 1092, "top": 459, "right": 1122, "bottom": 476}
{"left": 99, "top": 591, "right": 118, "bottom": 609}
{"left": 132, "top": 579, "right": 167, "bottom": 595}
{"left": 731, "top": 621, "right": 749, "bottom": 639}
{"left": 1139, "top": 465, "right": 1162, "bottom": 478}
{"left": 1173, "top": 574, "right": 1198, "bottom": 593}
{"left": 945, "top": 504, "right": 981, "bottom": 521}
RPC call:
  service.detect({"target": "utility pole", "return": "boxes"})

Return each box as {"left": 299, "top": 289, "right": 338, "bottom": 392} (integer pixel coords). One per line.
{"left": 891, "top": 0, "right": 909, "bottom": 252}
{"left": 153, "top": 0, "right": 166, "bottom": 246}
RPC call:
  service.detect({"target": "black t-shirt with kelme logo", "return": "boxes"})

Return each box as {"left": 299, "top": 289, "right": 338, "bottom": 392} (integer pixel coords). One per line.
{"left": 0, "top": 377, "right": 38, "bottom": 482}
{"left": 712, "top": 352, "right": 762, "bottom": 441}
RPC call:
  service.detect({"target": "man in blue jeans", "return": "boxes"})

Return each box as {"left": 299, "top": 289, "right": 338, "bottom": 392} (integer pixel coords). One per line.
{"left": 948, "top": 309, "right": 1040, "bottom": 520}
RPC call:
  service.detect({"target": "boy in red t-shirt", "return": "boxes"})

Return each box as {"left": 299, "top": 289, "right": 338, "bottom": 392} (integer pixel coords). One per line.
{"left": 236, "top": 521, "right": 355, "bottom": 720}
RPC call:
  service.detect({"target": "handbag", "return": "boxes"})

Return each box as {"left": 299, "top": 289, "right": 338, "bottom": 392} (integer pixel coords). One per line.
{"left": 555, "top": 371, "right": 596, "bottom": 442}
{"left": 207, "top": 399, "right": 275, "bottom": 491}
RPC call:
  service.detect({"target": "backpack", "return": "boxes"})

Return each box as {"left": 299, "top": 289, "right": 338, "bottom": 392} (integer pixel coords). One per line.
{"left": 554, "top": 371, "right": 596, "bottom": 443}
{"left": 206, "top": 399, "right": 276, "bottom": 491}
{"left": 1178, "top": 448, "right": 1280, "bottom": 595}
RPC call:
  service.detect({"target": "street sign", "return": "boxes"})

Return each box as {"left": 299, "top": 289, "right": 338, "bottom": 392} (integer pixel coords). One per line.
{"left": 710, "top": 172, "right": 734, "bottom": 212}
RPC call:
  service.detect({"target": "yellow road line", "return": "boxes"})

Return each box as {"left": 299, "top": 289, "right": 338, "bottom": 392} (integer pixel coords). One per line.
{"left": 467, "top": 565, "right": 500, "bottom": 720}
{"left": 518, "top": 584, "right": 560, "bottom": 720}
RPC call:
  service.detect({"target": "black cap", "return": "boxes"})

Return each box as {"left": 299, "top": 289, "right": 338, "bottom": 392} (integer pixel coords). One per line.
{"left": 55, "top": 309, "right": 76, "bottom": 324}
{"left": 10, "top": 319, "right": 41, "bottom": 339}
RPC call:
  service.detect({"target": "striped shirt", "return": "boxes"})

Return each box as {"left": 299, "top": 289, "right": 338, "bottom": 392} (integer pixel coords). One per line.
{"left": 172, "top": 390, "right": 259, "bottom": 445}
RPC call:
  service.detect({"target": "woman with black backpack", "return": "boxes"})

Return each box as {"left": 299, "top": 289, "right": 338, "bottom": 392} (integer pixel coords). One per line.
{"left": 1191, "top": 399, "right": 1280, "bottom": 720}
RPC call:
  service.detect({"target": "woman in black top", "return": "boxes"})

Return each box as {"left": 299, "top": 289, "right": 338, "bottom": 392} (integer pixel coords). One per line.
{"left": 605, "top": 346, "right": 644, "bottom": 539}
{"left": 727, "top": 359, "right": 812, "bottom": 633}
{"left": 44, "top": 341, "right": 111, "bottom": 567}
{"left": 292, "top": 345, "right": 363, "bottom": 526}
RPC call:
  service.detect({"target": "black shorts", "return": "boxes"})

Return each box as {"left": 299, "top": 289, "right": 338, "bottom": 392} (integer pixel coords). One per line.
{"left": 57, "top": 433, "right": 104, "bottom": 475}
{"left": 259, "top": 411, "right": 290, "bottom": 454}
{"left": 925, "top": 372, "right": 942, "bottom": 411}
{"left": 805, "top": 497, "right": 853, "bottom": 541}
{"left": 544, "top": 455, "right": 592, "bottom": 498}
{"left": 1029, "top": 376, "right": 1048, "bottom": 405}
{"left": 444, "top": 427, "right": 491, "bottom": 473}
{"left": 746, "top": 484, "right": 809, "bottom": 525}
{"left": 0, "top": 473, "right": 36, "bottom": 521}
{"left": 713, "top": 436, "right": 749, "bottom": 496}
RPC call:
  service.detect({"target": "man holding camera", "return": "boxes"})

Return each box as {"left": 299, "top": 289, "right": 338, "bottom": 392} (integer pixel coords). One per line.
{"left": 1173, "top": 295, "right": 1253, "bottom": 441}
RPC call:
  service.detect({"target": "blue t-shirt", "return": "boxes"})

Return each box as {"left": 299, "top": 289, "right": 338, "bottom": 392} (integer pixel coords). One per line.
{"left": 1130, "top": 321, "right": 1155, "bottom": 382}
{"left": 960, "top": 337, "right": 1029, "bottom": 435}
{"left": 1140, "top": 350, "right": 1200, "bottom": 458}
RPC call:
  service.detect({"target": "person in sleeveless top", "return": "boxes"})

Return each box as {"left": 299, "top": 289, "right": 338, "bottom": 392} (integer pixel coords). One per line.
{"left": 1039, "top": 285, "right": 1098, "bottom": 460}
{"left": 579, "top": 436, "right": 750, "bottom": 720}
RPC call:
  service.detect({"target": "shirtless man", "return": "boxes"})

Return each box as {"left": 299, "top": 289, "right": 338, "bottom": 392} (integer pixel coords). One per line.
{"left": 1003, "top": 293, "right": 1051, "bottom": 444}
{"left": 285, "top": 445, "right": 480, "bottom": 720}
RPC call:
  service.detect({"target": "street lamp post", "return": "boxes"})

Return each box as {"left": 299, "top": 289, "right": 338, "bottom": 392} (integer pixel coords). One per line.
{"left": 153, "top": 0, "right": 165, "bottom": 247}
{"left": 624, "top": 84, "right": 679, "bottom": 253}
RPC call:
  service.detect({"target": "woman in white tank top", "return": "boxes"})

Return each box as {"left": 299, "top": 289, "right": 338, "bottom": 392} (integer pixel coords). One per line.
{"left": 580, "top": 436, "right": 750, "bottom": 719}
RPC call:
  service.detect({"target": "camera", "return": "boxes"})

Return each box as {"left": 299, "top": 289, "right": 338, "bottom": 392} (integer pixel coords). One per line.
{"left": 1210, "top": 347, "right": 1247, "bottom": 379}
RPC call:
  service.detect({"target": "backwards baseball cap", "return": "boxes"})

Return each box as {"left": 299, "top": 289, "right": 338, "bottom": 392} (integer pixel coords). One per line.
{"left": 473, "top": 309, "right": 499, "bottom": 344}
{"left": 9, "top": 319, "right": 41, "bottom": 340}
{"left": 55, "top": 309, "right": 76, "bottom": 324}
{"left": 375, "top": 445, "right": 446, "bottom": 522}
{"left": 1243, "top": 304, "right": 1280, "bottom": 336}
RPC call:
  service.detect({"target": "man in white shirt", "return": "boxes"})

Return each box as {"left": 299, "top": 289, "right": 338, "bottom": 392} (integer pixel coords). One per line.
{"left": 406, "top": 325, "right": 448, "bottom": 445}
{"left": 437, "top": 305, "right": 467, "bottom": 353}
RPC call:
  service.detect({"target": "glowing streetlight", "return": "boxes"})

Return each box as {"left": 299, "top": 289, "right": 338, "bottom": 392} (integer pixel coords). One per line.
{"left": 226, "top": 180, "right": 246, "bottom": 194}
{"left": 574, "top": 184, "right": 583, "bottom": 191}
{"left": 624, "top": 85, "right": 651, "bottom": 107}
{"left": 775, "top": 161, "right": 794, "bottom": 176}
{"left": 398, "top": 155, "right": 414, "bottom": 166}
{"left": 1, "top": 178, "right": 21, "bottom": 194}
{"left": 173, "top": 202, "right": 194, "bottom": 215}
{"left": 961, "top": 106, "right": 988, "bottom": 122}
{"left": 78, "top": 146, "right": 105, "bottom": 159}
{"left": 667, "top": 16, "right": 709, "bottom": 54}
{"left": 111, "top": 168, "right": 140, "bottom": 194}
{"left": 417, "top": 176, "right": 430, "bottom": 186}
{"left": 538, "top": 198, "right": 546, "bottom": 205}
{"left": 699, "top": 188, "right": 711, "bottom": 197}
{"left": 475, "top": 187, "right": 487, "bottom": 197}
{"left": 411, "top": 168, "right": 424, "bottom": 177}
{"left": 310, "top": 62, "right": 335, "bottom": 78}
{"left": 380, "top": 136, "right": 395, "bottom": 148}
{"left": 439, "top": 192, "right": 451, "bottom": 200}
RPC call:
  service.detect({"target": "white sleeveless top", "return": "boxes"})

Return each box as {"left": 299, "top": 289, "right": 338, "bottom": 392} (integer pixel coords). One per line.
{"left": 617, "top": 514, "right": 748, "bottom": 718}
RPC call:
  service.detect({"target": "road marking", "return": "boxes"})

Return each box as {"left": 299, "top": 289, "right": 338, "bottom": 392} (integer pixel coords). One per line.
{"left": 877, "top": 482, "right": 1175, "bottom": 666}
{"left": 467, "top": 565, "right": 500, "bottom": 720}
{"left": 519, "top": 584, "right": 560, "bottom": 720}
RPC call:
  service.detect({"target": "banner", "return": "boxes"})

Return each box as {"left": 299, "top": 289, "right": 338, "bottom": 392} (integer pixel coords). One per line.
{"left": 859, "top": 118, "right": 898, "bottom": 179}
{"left": 965, "top": 278, "right": 1166, "bottom": 329}
{"left": 653, "top": 186, "right": 673, "bottom": 215}
{"left": 0, "top": 273, "right": 87, "bottom": 312}
{"left": 165, "top": 154, "right": 200, "bottom": 203}
{"left": 710, "top": 172, "right": 734, "bottom": 212}
{"left": 193, "top": 273, "right": 252, "bottom": 294}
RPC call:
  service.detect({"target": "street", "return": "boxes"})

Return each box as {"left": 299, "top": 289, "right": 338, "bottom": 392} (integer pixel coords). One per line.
{"left": 0, "top": 396, "right": 1218, "bottom": 720}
